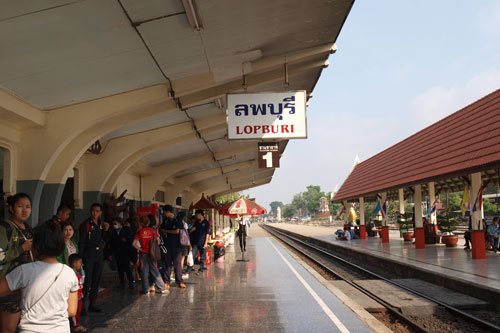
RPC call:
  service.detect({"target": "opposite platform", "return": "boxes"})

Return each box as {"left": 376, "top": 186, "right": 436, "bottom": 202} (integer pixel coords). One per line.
{"left": 87, "top": 225, "right": 372, "bottom": 332}
{"left": 272, "top": 223, "right": 500, "bottom": 303}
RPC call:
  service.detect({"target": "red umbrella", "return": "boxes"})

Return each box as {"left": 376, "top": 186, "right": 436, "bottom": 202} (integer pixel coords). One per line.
{"left": 226, "top": 198, "right": 267, "bottom": 215}
{"left": 219, "top": 201, "right": 238, "bottom": 217}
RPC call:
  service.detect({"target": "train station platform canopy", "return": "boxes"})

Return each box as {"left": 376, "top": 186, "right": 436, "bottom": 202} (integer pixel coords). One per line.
{"left": 333, "top": 89, "right": 500, "bottom": 203}
{"left": 0, "top": 0, "right": 354, "bottom": 223}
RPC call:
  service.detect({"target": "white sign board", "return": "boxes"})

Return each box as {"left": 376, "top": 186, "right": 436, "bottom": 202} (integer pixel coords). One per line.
{"left": 227, "top": 91, "right": 307, "bottom": 139}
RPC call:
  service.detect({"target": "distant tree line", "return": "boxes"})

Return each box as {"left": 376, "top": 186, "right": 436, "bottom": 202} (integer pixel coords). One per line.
{"left": 270, "top": 185, "right": 500, "bottom": 220}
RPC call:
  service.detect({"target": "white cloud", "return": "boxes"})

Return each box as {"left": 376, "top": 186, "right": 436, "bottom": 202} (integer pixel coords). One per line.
{"left": 409, "top": 67, "right": 500, "bottom": 130}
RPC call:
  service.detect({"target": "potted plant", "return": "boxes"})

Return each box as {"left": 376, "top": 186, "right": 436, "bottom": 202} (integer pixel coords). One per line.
{"left": 437, "top": 210, "right": 460, "bottom": 247}
{"left": 399, "top": 212, "right": 414, "bottom": 241}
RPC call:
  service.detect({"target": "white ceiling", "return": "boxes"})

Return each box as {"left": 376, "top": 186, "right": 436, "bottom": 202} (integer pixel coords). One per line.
{"left": 1, "top": 0, "right": 353, "bottom": 193}
{"left": 0, "top": 0, "right": 352, "bottom": 109}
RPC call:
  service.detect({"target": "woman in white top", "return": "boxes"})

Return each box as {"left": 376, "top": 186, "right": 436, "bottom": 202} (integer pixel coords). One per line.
{"left": 0, "top": 222, "right": 79, "bottom": 333}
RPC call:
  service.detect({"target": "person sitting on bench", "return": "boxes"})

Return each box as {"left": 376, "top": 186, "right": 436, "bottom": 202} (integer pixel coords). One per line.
{"left": 336, "top": 225, "right": 352, "bottom": 241}
{"left": 486, "top": 217, "right": 500, "bottom": 253}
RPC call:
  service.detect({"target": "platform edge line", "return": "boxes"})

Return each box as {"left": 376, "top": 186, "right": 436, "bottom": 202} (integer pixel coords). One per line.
{"left": 266, "top": 238, "right": 351, "bottom": 333}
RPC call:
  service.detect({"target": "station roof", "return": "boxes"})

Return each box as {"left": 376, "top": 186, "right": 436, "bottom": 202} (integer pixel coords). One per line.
{"left": 1, "top": 0, "right": 355, "bottom": 199}
{"left": 333, "top": 89, "right": 500, "bottom": 203}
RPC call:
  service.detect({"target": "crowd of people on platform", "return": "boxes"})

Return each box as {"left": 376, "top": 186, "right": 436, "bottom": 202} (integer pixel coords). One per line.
{"left": 0, "top": 192, "right": 213, "bottom": 333}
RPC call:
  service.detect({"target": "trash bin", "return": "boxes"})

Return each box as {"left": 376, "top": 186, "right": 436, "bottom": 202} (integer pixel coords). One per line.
{"left": 213, "top": 241, "right": 225, "bottom": 262}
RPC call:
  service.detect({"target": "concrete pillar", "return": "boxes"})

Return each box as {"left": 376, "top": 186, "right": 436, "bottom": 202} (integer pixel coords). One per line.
{"left": 398, "top": 188, "right": 405, "bottom": 214}
{"left": 414, "top": 184, "right": 425, "bottom": 249}
{"left": 380, "top": 192, "right": 389, "bottom": 243}
{"left": 359, "top": 197, "right": 365, "bottom": 225}
{"left": 16, "top": 180, "right": 44, "bottom": 227}
{"left": 39, "top": 183, "right": 65, "bottom": 222}
{"left": 470, "top": 172, "right": 483, "bottom": 230}
{"left": 428, "top": 181, "right": 436, "bottom": 224}
{"left": 359, "top": 197, "right": 366, "bottom": 239}
{"left": 343, "top": 200, "right": 348, "bottom": 225}
{"left": 470, "top": 172, "right": 486, "bottom": 259}
{"left": 380, "top": 192, "right": 387, "bottom": 226}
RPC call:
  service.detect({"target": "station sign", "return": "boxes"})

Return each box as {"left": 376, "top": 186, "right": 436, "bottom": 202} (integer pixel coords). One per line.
{"left": 227, "top": 91, "right": 307, "bottom": 140}
{"left": 258, "top": 142, "right": 280, "bottom": 168}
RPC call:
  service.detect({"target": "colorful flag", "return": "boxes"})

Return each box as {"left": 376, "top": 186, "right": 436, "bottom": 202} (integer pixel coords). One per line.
{"left": 472, "top": 185, "right": 484, "bottom": 213}
{"left": 380, "top": 201, "right": 387, "bottom": 219}
{"left": 430, "top": 199, "right": 438, "bottom": 214}
{"left": 426, "top": 198, "right": 430, "bottom": 217}
{"left": 461, "top": 184, "right": 469, "bottom": 217}
{"left": 336, "top": 203, "right": 346, "bottom": 217}
{"left": 373, "top": 201, "right": 381, "bottom": 217}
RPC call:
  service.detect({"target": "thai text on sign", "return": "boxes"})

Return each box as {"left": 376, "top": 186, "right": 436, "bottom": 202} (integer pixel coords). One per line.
{"left": 227, "top": 91, "right": 307, "bottom": 139}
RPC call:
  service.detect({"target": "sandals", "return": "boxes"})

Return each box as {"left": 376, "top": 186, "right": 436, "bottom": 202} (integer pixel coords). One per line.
{"left": 73, "top": 326, "right": 88, "bottom": 332}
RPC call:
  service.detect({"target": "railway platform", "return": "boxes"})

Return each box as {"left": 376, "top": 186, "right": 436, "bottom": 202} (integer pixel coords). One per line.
{"left": 86, "top": 226, "right": 373, "bottom": 332}
{"left": 271, "top": 223, "right": 500, "bottom": 303}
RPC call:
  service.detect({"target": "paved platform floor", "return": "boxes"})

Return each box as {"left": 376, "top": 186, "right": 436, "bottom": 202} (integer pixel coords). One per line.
{"left": 273, "top": 223, "right": 500, "bottom": 293}
{"left": 86, "top": 225, "right": 372, "bottom": 332}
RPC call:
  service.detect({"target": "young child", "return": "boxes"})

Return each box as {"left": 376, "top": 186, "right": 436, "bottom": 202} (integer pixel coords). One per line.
{"left": 68, "top": 254, "right": 86, "bottom": 332}
{"left": 0, "top": 222, "right": 79, "bottom": 332}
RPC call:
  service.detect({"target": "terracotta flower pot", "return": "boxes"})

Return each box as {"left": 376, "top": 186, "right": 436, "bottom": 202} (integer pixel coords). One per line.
{"left": 403, "top": 232, "right": 414, "bottom": 241}
{"left": 442, "top": 234, "right": 458, "bottom": 247}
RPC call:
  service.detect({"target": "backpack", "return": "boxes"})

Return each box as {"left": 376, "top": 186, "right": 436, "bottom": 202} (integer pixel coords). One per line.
{"left": 0, "top": 220, "right": 13, "bottom": 243}
{"left": 149, "top": 229, "right": 162, "bottom": 262}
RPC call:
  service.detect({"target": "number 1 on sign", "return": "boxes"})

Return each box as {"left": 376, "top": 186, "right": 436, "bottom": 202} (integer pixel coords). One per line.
{"left": 262, "top": 151, "right": 273, "bottom": 167}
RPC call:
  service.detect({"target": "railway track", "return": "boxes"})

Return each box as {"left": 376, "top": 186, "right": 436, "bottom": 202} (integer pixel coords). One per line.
{"left": 262, "top": 224, "right": 500, "bottom": 333}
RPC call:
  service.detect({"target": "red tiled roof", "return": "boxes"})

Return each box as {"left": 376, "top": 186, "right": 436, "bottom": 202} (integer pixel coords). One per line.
{"left": 333, "top": 89, "right": 500, "bottom": 202}
{"left": 191, "top": 194, "right": 218, "bottom": 210}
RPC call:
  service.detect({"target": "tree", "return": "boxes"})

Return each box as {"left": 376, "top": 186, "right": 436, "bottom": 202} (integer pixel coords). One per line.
{"left": 483, "top": 198, "right": 498, "bottom": 216}
{"left": 302, "top": 185, "right": 327, "bottom": 215}
{"left": 441, "top": 192, "right": 462, "bottom": 212}
{"left": 283, "top": 204, "right": 297, "bottom": 218}
{"left": 269, "top": 201, "right": 284, "bottom": 216}
{"left": 216, "top": 191, "right": 248, "bottom": 204}
{"left": 291, "top": 193, "right": 307, "bottom": 214}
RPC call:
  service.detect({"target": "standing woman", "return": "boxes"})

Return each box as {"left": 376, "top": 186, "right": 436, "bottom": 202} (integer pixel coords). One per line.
{"left": 57, "top": 221, "right": 78, "bottom": 265}
{"left": 0, "top": 193, "right": 34, "bottom": 333}
{"left": 133, "top": 216, "right": 168, "bottom": 295}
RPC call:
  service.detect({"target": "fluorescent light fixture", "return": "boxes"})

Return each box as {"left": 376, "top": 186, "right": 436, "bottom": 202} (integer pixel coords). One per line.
{"left": 182, "top": 0, "right": 203, "bottom": 31}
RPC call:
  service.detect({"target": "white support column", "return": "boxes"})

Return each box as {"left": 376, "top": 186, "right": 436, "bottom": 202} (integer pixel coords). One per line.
{"left": 470, "top": 172, "right": 483, "bottom": 230}
{"left": 343, "top": 200, "right": 348, "bottom": 225}
{"left": 428, "top": 181, "right": 436, "bottom": 224}
{"left": 359, "top": 197, "right": 365, "bottom": 226}
{"left": 398, "top": 188, "right": 405, "bottom": 214}
{"left": 381, "top": 192, "right": 387, "bottom": 226}
{"left": 414, "top": 185, "right": 423, "bottom": 228}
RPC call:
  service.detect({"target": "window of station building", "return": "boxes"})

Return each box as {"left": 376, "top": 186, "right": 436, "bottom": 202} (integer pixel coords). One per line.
{"left": 154, "top": 190, "right": 165, "bottom": 203}
{"left": 176, "top": 196, "right": 182, "bottom": 206}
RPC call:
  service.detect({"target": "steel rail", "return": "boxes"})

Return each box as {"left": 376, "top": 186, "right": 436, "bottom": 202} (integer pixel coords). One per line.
{"left": 263, "top": 225, "right": 500, "bottom": 333}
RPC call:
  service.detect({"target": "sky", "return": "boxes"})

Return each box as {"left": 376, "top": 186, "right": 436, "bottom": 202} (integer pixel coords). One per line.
{"left": 246, "top": 0, "right": 500, "bottom": 211}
